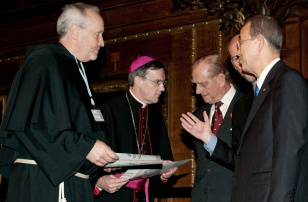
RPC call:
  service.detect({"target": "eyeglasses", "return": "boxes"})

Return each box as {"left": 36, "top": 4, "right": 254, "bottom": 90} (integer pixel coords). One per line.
{"left": 143, "top": 77, "right": 167, "bottom": 86}
{"left": 231, "top": 55, "right": 240, "bottom": 64}
{"left": 236, "top": 38, "right": 253, "bottom": 49}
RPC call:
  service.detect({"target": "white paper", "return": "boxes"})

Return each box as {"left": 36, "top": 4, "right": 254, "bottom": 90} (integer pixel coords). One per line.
{"left": 121, "top": 159, "right": 191, "bottom": 180}
{"left": 104, "top": 153, "right": 162, "bottom": 168}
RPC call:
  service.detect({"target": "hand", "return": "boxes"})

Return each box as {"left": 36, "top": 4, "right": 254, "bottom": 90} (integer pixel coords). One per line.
{"left": 161, "top": 160, "right": 178, "bottom": 179}
{"left": 86, "top": 140, "right": 119, "bottom": 167}
{"left": 97, "top": 175, "right": 129, "bottom": 193}
{"left": 103, "top": 168, "right": 120, "bottom": 173}
{"left": 180, "top": 111, "right": 212, "bottom": 144}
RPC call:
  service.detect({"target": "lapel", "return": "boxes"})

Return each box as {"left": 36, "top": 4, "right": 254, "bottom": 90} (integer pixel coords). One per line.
{"left": 216, "top": 90, "right": 242, "bottom": 139}
{"left": 205, "top": 105, "right": 211, "bottom": 119}
{"left": 243, "top": 90, "right": 254, "bottom": 119}
{"left": 238, "top": 60, "right": 285, "bottom": 152}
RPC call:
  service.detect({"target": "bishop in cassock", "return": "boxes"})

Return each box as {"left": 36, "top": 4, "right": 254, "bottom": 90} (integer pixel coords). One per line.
{"left": 93, "top": 56, "right": 177, "bottom": 202}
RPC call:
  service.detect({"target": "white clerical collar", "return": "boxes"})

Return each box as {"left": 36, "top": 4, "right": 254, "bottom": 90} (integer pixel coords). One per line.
{"left": 257, "top": 58, "right": 280, "bottom": 89}
{"left": 129, "top": 89, "right": 147, "bottom": 108}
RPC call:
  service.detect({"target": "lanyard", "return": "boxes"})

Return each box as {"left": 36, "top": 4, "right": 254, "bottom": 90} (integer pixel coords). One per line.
{"left": 74, "top": 58, "right": 95, "bottom": 107}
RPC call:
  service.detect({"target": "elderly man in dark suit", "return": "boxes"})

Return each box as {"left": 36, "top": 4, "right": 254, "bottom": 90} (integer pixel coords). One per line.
{"left": 182, "top": 54, "right": 242, "bottom": 201}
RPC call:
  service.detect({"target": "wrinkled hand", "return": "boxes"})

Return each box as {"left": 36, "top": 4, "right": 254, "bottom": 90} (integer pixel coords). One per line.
{"left": 86, "top": 140, "right": 118, "bottom": 167}
{"left": 161, "top": 160, "right": 178, "bottom": 179}
{"left": 180, "top": 111, "right": 212, "bottom": 144}
{"left": 97, "top": 175, "right": 129, "bottom": 193}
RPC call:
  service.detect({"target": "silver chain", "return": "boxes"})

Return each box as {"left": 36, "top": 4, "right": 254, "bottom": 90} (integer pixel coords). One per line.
{"left": 126, "top": 91, "right": 148, "bottom": 154}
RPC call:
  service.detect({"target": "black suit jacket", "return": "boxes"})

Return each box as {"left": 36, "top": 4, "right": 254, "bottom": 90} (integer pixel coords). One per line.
{"left": 232, "top": 60, "right": 308, "bottom": 202}
{"left": 210, "top": 89, "right": 254, "bottom": 171}
{"left": 191, "top": 90, "right": 242, "bottom": 202}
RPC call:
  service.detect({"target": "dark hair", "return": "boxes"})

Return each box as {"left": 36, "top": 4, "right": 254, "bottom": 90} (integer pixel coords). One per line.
{"left": 128, "top": 60, "right": 165, "bottom": 86}
{"left": 192, "top": 54, "right": 229, "bottom": 79}
{"left": 247, "top": 15, "right": 282, "bottom": 53}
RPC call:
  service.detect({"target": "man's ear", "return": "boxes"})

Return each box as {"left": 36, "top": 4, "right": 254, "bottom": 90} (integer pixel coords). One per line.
{"left": 134, "top": 76, "right": 143, "bottom": 88}
{"left": 257, "top": 35, "right": 265, "bottom": 52}
{"left": 217, "top": 73, "right": 226, "bottom": 84}
{"left": 70, "top": 25, "right": 79, "bottom": 40}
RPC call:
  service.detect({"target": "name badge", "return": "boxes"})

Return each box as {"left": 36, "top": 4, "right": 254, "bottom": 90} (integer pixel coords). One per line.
{"left": 91, "top": 109, "right": 104, "bottom": 122}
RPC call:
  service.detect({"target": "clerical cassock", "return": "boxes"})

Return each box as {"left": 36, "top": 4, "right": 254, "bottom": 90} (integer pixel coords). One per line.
{"left": 94, "top": 90, "right": 173, "bottom": 202}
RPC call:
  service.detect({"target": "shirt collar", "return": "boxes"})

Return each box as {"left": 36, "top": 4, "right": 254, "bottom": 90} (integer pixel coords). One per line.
{"left": 220, "top": 84, "right": 236, "bottom": 108}
{"left": 257, "top": 58, "right": 280, "bottom": 89}
{"left": 129, "top": 89, "right": 147, "bottom": 108}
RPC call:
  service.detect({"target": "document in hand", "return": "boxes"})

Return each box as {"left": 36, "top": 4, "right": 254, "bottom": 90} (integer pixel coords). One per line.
{"left": 121, "top": 159, "right": 191, "bottom": 180}
{"left": 104, "top": 153, "right": 162, "bottom": 168}
{"left": 104, "top": 153, "right": 190, "bottom": 180}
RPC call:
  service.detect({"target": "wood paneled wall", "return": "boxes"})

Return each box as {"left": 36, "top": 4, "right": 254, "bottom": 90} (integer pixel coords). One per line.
{"left": 0, "top": 0, "right": 307, "bottom": 201}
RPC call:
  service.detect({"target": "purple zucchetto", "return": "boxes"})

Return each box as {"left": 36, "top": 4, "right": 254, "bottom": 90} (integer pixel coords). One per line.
{"left": 128, "top": 55, "right": 156, "bottom": 73}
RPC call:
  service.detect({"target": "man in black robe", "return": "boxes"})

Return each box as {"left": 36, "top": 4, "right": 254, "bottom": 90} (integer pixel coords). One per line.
{"left": 93, "top": 56, "right": 177, "bottom": 202}
{"left": 0, "top": 3, "right": 118, "bottom": 202}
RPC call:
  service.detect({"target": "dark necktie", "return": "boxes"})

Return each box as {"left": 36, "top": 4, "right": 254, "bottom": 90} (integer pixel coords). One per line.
{"left": 211, "top": 101, "right": 223, "bottom": 135}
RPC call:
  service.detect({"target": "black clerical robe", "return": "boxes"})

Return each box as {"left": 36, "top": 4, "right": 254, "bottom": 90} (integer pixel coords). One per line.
{"left": 94, "top": 91, "right": 173, "bottom": 202}
{"left": 0, "top": 43, "right": 106, "bottom": 202}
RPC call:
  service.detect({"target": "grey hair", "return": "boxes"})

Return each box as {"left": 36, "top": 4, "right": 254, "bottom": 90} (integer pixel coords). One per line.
{"left": 248, "top": 15, "right": 282, "bottom": 53}
{"left": 192, "top": 54, "right": 229, "bottom": 79}
{"left": 57, "top": 2, "right": 100, "bottom": 38}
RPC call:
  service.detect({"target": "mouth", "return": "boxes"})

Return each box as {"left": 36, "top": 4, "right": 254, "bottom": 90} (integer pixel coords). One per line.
{"left": 243, "top": 70, "right": 256, "bottom": 78}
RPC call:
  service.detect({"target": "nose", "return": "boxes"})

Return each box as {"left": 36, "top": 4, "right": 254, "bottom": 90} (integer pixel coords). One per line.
{"left": 195, "top": 84, "right": 202, "bottom": 95}
{"left": 99, "top": 36, "right": 105, "bottom": 47}
{"left": 159, "top": 83, "right": 165, "bottom": 91}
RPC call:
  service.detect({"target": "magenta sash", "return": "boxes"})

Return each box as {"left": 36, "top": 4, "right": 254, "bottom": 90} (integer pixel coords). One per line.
{"left": 115, "top": 173, "right": 149, "bottom": 202}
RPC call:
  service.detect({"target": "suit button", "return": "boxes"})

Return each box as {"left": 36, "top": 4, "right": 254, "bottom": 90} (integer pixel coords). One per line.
{"left": 207, "top": 169, "right": 212, "bottom": 173}
{"left": 204, "top": 188, "right": 207, "bottom": 193}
